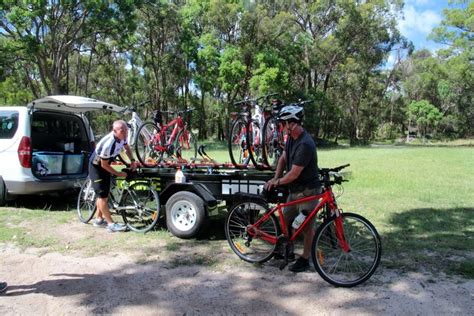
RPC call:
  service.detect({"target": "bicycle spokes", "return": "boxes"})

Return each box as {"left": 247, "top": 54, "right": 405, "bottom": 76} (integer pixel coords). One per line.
{"left": 312, "top": 213, "right": 381, "bottom": 287}
{"left": 225, "top": 201, "right": 279, "bottom": 263}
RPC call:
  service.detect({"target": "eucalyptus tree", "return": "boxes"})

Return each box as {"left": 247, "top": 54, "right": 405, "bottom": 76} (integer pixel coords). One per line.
{"left": 429, "top": 0, "right": 473, "bottom": 136}
{"left": 0, "top": 1, "right": 142, "bottom": 96}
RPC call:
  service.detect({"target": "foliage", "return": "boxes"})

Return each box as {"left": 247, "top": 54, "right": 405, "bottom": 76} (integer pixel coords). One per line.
{"left": 407, "top": 100, "right": 443, "bottom": 138}
{"left": 0, "top": 0, "right": 472, "bottom": 140}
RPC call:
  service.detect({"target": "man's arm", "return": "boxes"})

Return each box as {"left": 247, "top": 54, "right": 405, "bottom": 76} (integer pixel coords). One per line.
{"left": 265, "top": 151, "right": 286, "bottom": 190}
{"left": 124, "top": 144, "right": 140, "bottom": 168}
{"left": 274, "top": 151, "right": 286, "bottom": 179}
{"left": 277, "top": 164, "right": 304, "bottom": 186}
{"left": 100, "top": 159, "right": 126, "bottom": 177}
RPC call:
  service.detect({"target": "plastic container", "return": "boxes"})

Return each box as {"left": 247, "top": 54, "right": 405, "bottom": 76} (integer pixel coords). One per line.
{"left": 292, "top": 210, "right": 309, "bottom": 229}
{"left": 175, "top": 167, "right": 186, "bottom": 183}
{"left": 32, "top": 152, "right": 63, "bottom": 175}
{"left": 63, "top": 154, "right": 84, "bottom": 174}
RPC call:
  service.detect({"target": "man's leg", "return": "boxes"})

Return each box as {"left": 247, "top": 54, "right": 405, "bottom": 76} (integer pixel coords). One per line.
{"left": 96, "top": 197, "right": 113, "bottom": 224}
{"left": 301, "top": 226, "right": 315, "bottom": 259}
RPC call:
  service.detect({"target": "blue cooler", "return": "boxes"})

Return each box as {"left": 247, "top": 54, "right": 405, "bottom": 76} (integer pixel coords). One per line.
{"left": 63, "top": 154, "right": 84, "bottom": 174}
{"left": 32, "top": 152, "right": 64, "bottom": 175}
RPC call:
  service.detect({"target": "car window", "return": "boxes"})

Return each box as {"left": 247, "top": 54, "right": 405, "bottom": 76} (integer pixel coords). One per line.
{"left": 32, "top": 111, "right": 89, "bottom": 152}
{"left": 0, "top": 110, "right": 19, "bottom": 139}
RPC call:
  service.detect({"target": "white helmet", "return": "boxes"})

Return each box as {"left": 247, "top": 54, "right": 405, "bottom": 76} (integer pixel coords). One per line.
{"left": 277, "top": 105, "right": 304, "bottom": 122}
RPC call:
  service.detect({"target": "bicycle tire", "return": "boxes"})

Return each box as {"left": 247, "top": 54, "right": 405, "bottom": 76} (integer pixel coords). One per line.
{"left": 135, "top": 121, "right": 163, "bottom": 167}
{"left": 262, "top": 117, "right": 284, "bottom": 170}
{"left": 121, "top": 182, "right": 160, "bottom": 233}
{"left": 225, "top": 201, "right": 280, "bottom": 263}
{"left": 175, "top": 129, "right": 198, "bottom": 163}
{"left": 311, "top": 212, "right": 382, "bottom": 287}
{"left": 77, "top": 179, "right": 96, "bottom": 223}
{"left": 228, "top": 118, "right": 250, "bottom": 168}
{"left": 246, "top": 119, "right": 265, "bottom": 169}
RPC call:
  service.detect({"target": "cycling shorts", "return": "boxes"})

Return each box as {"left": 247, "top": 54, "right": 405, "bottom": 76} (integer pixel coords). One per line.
{"left": 88, "top": 163, "right": 111, "bottom": 198}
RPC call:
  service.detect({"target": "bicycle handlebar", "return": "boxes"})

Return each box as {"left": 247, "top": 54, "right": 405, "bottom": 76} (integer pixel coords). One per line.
{"left": 158, "top": 108, "right": 194, "bottom": 116}
{"left": 287, "top": 99, "right": 312, "bottom": 107}
{"left": 234, "top": 93, "right": 279, "bottom": 106}
{"left": 320, "top": 164, "right": 350, "bottom": 174}
{"left": 319, "top": 164, "right": 350, "bottom": 186}
{"left": 121, "top": 100, "right": 151, "bottom": 113}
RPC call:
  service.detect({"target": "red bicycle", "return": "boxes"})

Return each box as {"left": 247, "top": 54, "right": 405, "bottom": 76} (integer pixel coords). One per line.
{"left": 135, "top": 108, "right": 197, "bottom": 167}
{"left": 225, "top": 164, "right": 382, "bottom": 287}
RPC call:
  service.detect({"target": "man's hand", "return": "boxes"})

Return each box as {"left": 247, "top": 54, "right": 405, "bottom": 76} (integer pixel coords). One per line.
{"left": 130, "top": 160, "right": 141, "bottom": 170}
{"left": 264, "top": 178, "right": 279, "bottom": 191}
{"left": 116, "top": 171, "right": 127, "bottom": 178}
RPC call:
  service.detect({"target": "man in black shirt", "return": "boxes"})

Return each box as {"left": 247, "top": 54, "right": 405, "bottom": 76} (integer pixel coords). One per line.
{"left": 265, "top": 105, "right": 321, "bottom": 272}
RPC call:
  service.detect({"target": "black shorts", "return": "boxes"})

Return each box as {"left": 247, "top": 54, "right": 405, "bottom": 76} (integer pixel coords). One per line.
{"left": 88, "top": 163, "right": 111, "bottom": 198}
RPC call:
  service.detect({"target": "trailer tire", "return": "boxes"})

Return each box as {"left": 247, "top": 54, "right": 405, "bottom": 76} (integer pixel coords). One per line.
{"left": 166, "top": 191, "right": 206, "bottom": 239}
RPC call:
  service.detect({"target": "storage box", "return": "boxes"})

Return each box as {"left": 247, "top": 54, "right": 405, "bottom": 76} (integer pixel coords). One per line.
{"left": 32, "top": 152, "right": 64, "bottom": 175}
{"left": 63, "top": 154, "right": 84, "bottom": 174}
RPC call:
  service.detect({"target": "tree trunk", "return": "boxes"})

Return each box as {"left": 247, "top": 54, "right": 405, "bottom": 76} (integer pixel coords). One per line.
{"left": 199, "top": 92, "right": 206, "bottom": 139}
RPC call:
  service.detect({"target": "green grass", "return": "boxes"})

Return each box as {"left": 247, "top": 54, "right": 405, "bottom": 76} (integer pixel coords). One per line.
{"left": 319, "top": 146, "right": 474, "bottom": 277}
{"left": 0, "top": 145, "right": 473, "bottom": 278}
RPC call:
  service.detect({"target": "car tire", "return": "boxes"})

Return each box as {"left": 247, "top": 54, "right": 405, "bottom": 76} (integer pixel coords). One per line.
{"left": 165, "top": 191, "right": 206, "bottom": 239}
{"left": 0, "top": 176, "right": 6, "bottom": 206}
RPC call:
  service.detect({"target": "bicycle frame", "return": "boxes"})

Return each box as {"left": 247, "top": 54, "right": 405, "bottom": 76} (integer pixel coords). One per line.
{"left": 127, "top": 111, "right": 145, "bottom": 146}
{"left": 152, "top": 113, "right": 191, "bottom": 151}
{"left": 248, "top": 188, "right": 350, "bottom": 252}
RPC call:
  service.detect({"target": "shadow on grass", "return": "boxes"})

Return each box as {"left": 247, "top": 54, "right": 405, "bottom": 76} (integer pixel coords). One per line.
{"left": 383, "top": 207, "right": 474, "bottom": 278}
{"left": 4, "top": 190, "right": 79, "bottom": 211}
{"left": 196, "top": 217, "right": 226, "bottom": 241}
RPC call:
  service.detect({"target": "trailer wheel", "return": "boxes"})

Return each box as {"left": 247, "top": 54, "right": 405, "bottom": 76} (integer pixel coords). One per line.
{"left": 166, "top": 191, "right": 206, "bottom": 239}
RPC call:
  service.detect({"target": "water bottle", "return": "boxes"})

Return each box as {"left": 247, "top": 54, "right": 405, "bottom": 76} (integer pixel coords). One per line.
{"left": 292, "top": 210, "right": 309, "bottom": 229}
{"left": 175, "top": 167, "right": 186, "bottom": 183}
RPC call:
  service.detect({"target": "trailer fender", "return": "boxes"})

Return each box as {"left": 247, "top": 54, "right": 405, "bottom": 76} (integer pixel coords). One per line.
{"left": 160, "top": 182, "right": 218, "bottom": 209}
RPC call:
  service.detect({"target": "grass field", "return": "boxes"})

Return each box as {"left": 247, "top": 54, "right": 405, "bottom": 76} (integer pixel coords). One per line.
{"left": 0, "top": 144, "right": 473, "bottom": 277}
{"left": 318, "top": 146, "right": 473, "bottom": 277}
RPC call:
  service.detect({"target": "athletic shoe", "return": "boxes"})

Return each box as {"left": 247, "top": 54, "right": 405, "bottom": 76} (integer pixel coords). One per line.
{"left": 107, "top": 223, "right": 127, "bottom": 233}
{"left": 0, "top": 282, "right": 7, "bottom": 293}
{"left": 289, "top": 257, "right": 309, "bottom": 272}
{"left": 92, "top": 218, "right": 107, "bottom": 227}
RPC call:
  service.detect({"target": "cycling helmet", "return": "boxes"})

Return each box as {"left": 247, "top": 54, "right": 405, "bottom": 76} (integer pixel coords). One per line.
{"left": 277, "top": 105, "right": 304, "bottom": 122}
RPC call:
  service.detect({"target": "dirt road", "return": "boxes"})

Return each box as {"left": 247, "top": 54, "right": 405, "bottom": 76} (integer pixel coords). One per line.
{"left": 1, "top": 240, "right": 472, "bottom": 315}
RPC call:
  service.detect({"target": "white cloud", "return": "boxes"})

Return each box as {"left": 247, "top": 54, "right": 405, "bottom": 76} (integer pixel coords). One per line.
{"left": 398, "top": 5, "right": 442, "bottom": 37}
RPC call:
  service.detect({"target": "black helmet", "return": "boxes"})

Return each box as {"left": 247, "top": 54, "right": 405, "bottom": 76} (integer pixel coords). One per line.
{"left": 277, "top": 105, "right": 304, "bottom": 122}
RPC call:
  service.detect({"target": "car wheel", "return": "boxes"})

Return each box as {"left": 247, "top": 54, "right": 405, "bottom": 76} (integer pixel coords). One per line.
{"left": 0, "top": 176, "right": 6, "bottom": 206}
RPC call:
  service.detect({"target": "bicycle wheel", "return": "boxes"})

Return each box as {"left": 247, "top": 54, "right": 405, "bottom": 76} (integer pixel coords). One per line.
{"left": 311, "top": 212, "right": 381, "bottom": 287}
{"left": 262, "top": 117, "right": 284, "bottom": 170}
{"left": 247, "top": 119, "right": 264, "bottom": 169}
{"left": 228, "top": 118, "right": 250, "bottom": 168}
{"left": 175, "top": 129, "right": 198, "bottom": 163}
{"left": 135, "top": 122, "right": 163, "bottom": 167}
{"left": 225, "top": 201, "right": 280, "bottom": 263}
{"left": 77, "top": 179, "right": 96, "bottom": 223}
{"left": 121, "top": 182, "right": 160, "bottom": 233}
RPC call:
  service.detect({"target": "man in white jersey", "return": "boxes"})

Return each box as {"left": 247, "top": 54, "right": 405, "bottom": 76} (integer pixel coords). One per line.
{"left": 88, "top": 120, "right": 139, "bottom": 232}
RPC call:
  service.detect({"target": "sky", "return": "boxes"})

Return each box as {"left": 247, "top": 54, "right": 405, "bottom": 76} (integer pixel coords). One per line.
{"left": 384, "top": 0, "right": 451, "bottom": 67}
{"left": 397, "top": 0, "right": 449, "bottom": 52}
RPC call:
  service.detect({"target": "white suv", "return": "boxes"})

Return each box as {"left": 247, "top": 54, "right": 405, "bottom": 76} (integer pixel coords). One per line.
{"left": 0, "top": 95, "right": 123, "bottom": 205}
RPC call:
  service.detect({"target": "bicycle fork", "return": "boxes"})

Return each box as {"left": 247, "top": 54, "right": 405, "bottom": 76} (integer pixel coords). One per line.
{"left": 334, "top": 213, "right": 351, "bottom": 252}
